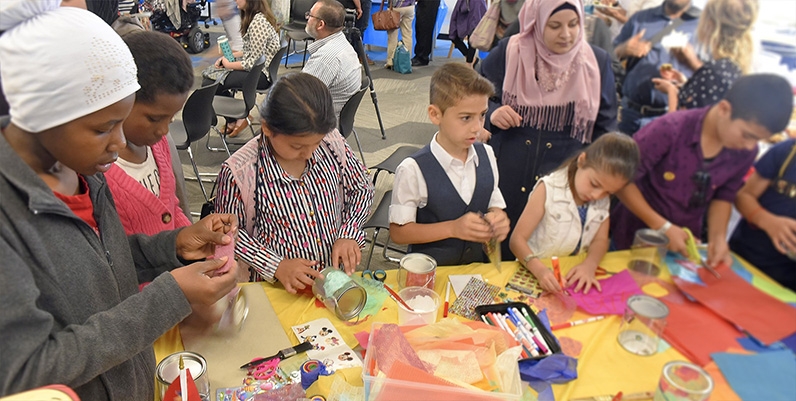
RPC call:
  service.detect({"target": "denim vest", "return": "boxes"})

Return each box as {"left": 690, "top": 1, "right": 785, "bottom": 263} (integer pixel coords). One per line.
{"left": 409, "top": 143, "right": 493, "bottom": 265}
{"left": 526, "top": 168, "right": 609, "bottom": 258}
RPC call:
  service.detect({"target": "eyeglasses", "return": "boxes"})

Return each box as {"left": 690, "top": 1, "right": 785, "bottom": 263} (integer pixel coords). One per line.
{"left": 689, "top": 170, "right": 711, "bottom": 208}
{"left": 305, "top": 11, "right": 323, "bottom": 21}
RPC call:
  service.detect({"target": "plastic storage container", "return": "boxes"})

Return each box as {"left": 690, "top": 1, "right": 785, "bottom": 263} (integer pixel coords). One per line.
{"left": 362, "top": 323, "right": 522, "bottom": 401}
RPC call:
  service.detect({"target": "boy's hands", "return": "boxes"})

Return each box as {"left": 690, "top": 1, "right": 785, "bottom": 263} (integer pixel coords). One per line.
{"left": 453, "top": 212, "right": 495, "bottom": 243}
{"left": 761, "top": 215, "right": 796, "bottom": 255}
{"left": 331, "top": 239, "right": 361, "bottom": 274}
{"left": 707, "top": 240, "right": 732, "bottom": 268}
{"left": 490, "top": 106, "right": 522, "bottom": 130}
{"left": 274, "top": 259, "right": 322, "bottom": 294}
{"left": 171, "top": 258, "right": 239, "bottom": 306}
{"left": 565, "top": 263, "right": 602, "bottom": 294}
{"left": 663, "top": 224, "right": 690, "bottom": 257}
{"left": 176, "top": 213, "right": 238, "bottom": 261}
{"left": 484, "top": 209, "right": 510, "bottom": 242}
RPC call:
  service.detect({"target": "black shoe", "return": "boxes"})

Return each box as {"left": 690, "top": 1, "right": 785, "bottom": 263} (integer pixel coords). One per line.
{"left": 411, "top": 58, "right": 428, "bottom": 67}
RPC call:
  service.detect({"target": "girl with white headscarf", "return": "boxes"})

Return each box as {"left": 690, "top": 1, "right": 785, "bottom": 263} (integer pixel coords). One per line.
{"left": 480, "top": 0, "right": 618, "bottom": 260}
{"left": 0, "top": 2, "right": 239, "bottom": 399}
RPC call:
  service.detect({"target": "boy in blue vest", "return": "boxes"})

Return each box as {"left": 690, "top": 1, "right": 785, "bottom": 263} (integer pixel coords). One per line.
{"left": 389, "top": 63, "right": 510, "bottom": 266}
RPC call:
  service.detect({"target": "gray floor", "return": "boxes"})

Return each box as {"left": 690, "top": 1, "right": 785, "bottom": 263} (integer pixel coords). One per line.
{"left": 178, "top": 24, "right": 469, "bottom": 272}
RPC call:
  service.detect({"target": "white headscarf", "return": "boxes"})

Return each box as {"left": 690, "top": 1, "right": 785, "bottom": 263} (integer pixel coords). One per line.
{"left": 0, "top": 0, "right": 140, "bottom": 133}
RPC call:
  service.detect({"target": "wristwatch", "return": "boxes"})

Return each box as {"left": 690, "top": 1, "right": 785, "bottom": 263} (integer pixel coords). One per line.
{"left": 656, "top": 221, "right": 672, "bottom": 235}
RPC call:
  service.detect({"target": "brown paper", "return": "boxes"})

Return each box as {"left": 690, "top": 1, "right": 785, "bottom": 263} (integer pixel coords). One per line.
{"left": 181, "top": 284, "right": 293, "bottom": 392}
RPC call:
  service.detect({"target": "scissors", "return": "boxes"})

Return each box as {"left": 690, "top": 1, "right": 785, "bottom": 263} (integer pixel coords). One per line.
{"left": 361, "top": 269, "right": 386, "bottom": 282}
{"left": 595, "top": 266, "right": 617, "bottom": 279}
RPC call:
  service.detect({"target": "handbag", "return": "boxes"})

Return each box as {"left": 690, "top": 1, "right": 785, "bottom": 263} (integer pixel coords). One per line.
{"left": 469, "top": 0, "right": 500, "bottom": 51}
{"left": 392, "top": 41, "right": 412, "bottom": 74}
{"left": 371, "top": 0, "right": 400, "bottom": 31}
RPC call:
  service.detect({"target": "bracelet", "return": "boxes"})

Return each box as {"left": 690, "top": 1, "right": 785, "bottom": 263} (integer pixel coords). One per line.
{"left": 656, "top": 220, "right": 672, "bottom": 234}
{"left": 747, "top": 206, "right": 764, "bottom": 224}
{"left": 522, "top": 253, "right": 538, "bottom": 267}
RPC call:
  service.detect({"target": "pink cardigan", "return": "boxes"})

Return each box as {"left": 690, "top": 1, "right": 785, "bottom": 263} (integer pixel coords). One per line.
{"left": 105, "top": 137, "right": 192, "bottom": 236}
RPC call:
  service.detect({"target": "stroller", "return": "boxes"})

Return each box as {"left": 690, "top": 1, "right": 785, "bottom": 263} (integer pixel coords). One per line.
{"left": 146, "top": 0, "right": 210, "bottom": 53}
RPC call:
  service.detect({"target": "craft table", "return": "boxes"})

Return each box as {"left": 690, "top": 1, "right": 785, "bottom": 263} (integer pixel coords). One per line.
{"left": 154, "top": 249, "right": 792, "bottom": 400}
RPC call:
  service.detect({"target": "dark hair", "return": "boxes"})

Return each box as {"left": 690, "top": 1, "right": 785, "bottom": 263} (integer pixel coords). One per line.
{"left": 241, "top": 0, "right": 279, "bottom": 35}
{"left": 123, "top": 31, "right": 193, "bottom": 104}
{"left": 551, "top": 2, "right": 578, "bottom": 16}
{"left": 258, "top": 73, "right": 337, "bottom": 136}
{"left": 565, "top": 132, "right": 639, "bottom": 186}
{"left": 430, "top": 63, "right": 495, "bottom": 112}
{"left": 86, "top": 0, "right": 119, "bottom": 25}
{"left": 725, "top": 73, "right": 793, "bottom": 134}
{"left": 316, "top": 0, "right": 345, "bottom": 29}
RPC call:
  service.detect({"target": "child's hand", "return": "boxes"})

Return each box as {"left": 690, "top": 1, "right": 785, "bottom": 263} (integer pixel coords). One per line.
{"left": 484, "top": 209, "right": 510, "bottom": 241}
{"left": 490, "top": 106, "right": 522, "bottom": 130}
{"left": 331, "top": 238, "right": 362, "bottom": 274}
{"left": 706, "top": 240, "right": 732, "bottom": 269}
{"left": 536, "top": 268, "right": 562, "bottom": 293}
{"left": 664, "top": 224, "right": 690, "bottom": 257}
{"left": 453, "top": 212, "right": 494, "bottom": 243}
{"left": 171, "top": 258, "right": 239, "bottom": 306}
{"left": 651, "top": 77, "right": 678, "bottom": 95}
{"left": 761, "top": 215, "right": 796, "bottom": 255}
{"left": 274, "top": 258, "right": 322, "bottom": 294}
{"left": 565, "top": 263, "right": 602, "bottom": 294}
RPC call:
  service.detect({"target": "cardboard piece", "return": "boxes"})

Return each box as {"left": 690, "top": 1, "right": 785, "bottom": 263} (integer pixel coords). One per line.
{"left": 182, "top": 284, "right": 293, "bottom": 392}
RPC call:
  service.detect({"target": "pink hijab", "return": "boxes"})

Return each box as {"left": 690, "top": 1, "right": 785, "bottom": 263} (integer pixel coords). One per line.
{"left": 502, "top": 0, "right": 601, "bottom": 143}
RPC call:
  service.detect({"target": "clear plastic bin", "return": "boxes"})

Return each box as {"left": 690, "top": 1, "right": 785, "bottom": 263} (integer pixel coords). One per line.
{"left": 362, "top": 323, "right": 522, "bottom": 401}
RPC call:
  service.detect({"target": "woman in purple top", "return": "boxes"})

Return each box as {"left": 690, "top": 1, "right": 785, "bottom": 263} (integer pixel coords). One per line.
{"left": 449, "top": 0, "right": 487, "bottom": 66}
{"left": 611, "top": 74, "right": 792, "bottom": 268}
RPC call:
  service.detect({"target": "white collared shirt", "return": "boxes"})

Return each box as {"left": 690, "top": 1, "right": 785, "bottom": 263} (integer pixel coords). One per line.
{"left": 390, "top": 133, "right": 506, "bottom": 225}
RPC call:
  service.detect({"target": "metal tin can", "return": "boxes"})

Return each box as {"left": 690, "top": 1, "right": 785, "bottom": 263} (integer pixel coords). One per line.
{"left": 156, "top": 351, "right": 211, "bottom": 401}
{"left": 398, "top": 253, "right": 437, "bottom": 289}
{"left": 312, "top": 267, "right": 367, "bottom": 321}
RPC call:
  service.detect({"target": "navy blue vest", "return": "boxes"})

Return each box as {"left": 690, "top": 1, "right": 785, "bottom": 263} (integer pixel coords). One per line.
{"left": 409, "top": 143, "right": 494, "bottom": 266}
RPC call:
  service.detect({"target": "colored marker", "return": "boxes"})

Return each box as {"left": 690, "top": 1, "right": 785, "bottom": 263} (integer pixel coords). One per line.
{"left": 551, "top": 315, "right": 606, "bottom": 331}
{"left": 443, "top": 281, "right": 450, "bottom": 317}
{"left": 552, "top": 256, "right": 567, "bottom": 294}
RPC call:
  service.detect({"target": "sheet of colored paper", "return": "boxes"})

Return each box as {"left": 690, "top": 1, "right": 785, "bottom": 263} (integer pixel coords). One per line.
{"left": 660, "top": 297, "right": 743, "bottom": 366}
{"left": 750, "top": 275, "right": 796, "bottom": 304}
{"left": 712, "top": 350, "right": 796, "bottom": 401}
{"left": 673, "top": 264, "right": 796, "bottom": 345}
{"left": 567, "top": 270, "right": 644, "bottom": 315}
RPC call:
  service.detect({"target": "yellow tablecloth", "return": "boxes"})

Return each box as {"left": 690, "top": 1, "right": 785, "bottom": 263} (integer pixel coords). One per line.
{"left": 155, "top": 250, "right": 787, "bottom": 400}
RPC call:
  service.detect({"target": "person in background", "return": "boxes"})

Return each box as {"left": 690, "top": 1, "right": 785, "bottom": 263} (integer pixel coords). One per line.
{"left": 214, "top": 73, "right": 373, "bottom": 293}
{"left": 411, "top": 0, "right": 441, "bottom": 66}
{"left": 511, "top": 133, "right": 639, "bottom": 294}
{"left": 354, "top": 0, "right": 374, "bottom": 65}
{"left": 384, "top": 0, "right": 416, "bottom": 70}
{"left": 596, "top": 0, "right": 663, "bottom": 39}
{"left": 202, "top": 0, "right": 281, "bottom": 138}
{"left": 480, "top": 0, "right": 617, "bottom": 260}
{"left": 449, "top": 0, "right": 486, "bottom": 67}
{"left": 0, "top": 3, "right": 238, "bottom": 399}
{"left": 302, "top": 0, "right": 362, "bottom": 119}
{"left": 216, "top": 0, "right": 245, "bottom": 52}
{"left": 651, "top": 0, "right": 757, "bottom": 113}
{"left": 731, "top": 138, "right": 796, "bottom": 292}
{"left": 106, "top": 31, "right": 193, "bottom": 236}
{"left": 390, "top": 63, "right": 510, "bottom": 266}
{"left": 612, "top": 0, "right": 700, "bottom": 134}
{"left": 611, "top": 74, "right": 792, "bottom": 268}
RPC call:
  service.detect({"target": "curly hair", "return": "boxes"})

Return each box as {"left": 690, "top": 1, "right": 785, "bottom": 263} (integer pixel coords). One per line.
{"left": 697, "top": 0, "right": 758, "bottom": 73}
{"left": 123, "top": 31, "right": 193, "bottom": 104}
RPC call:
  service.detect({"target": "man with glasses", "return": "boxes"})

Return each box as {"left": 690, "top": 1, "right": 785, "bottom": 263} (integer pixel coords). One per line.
{"left": 610, "top": 74, "right": 793, "bottom": 269}
{"left": 303, "top": 0, "right": 362, "bottom": 119}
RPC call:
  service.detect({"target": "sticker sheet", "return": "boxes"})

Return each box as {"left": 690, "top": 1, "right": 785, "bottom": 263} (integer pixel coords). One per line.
{"left": 291, "top": 318, "right": 362, "bottom": 371}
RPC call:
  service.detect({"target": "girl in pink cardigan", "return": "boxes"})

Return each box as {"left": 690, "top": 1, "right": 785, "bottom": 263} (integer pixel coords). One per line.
{"left": 106, "top": 31, "right": 193, "bottom": 235}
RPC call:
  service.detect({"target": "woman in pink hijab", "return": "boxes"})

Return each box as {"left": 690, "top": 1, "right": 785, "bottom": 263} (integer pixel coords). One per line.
{"left": 480, "top": 0, "right": 618, "bottom": 259}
